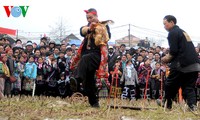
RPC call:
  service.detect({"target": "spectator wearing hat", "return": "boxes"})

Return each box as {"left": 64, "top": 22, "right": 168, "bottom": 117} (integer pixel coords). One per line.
{"left": 25, "top": 41, "right": 34, "bottom": 56}
{"left": 65, "top": 46, "right": 72, "bottom": 57}
{"left": 0, "top": 54, "right": 10, "bottom": 99}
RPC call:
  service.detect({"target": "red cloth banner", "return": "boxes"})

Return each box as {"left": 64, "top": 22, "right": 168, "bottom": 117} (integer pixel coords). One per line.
{"left": 0, "top": 27, "right": 16, "bottom": 36}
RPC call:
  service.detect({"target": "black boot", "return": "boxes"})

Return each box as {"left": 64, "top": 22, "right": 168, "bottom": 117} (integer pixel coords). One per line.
{"left": 89, "top": 97, "right": 100, "bottom": 108}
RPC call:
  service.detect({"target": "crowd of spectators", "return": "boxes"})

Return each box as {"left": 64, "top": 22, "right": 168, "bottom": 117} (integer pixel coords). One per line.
{"left": 0, "top": 36, "right": 199, "bottom": 102}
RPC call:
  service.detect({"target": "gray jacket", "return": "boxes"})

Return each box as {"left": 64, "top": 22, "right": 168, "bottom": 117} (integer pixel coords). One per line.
{"left": 120, "top": 66, "right": 139, "bottom": 86}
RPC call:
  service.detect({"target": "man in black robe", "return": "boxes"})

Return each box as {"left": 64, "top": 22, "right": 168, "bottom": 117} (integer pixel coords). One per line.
{"left": 70, "top": 8, "right": 111, "bottom": 107}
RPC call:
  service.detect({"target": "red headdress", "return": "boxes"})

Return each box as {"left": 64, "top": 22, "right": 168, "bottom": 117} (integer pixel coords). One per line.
{"left": 84, "top": 8, "right": 97, "bottom": 15}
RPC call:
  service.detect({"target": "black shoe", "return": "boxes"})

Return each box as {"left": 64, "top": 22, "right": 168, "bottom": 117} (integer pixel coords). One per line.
{"left": 188, "top": 105, "right": 199, "bottom": 115}
{"left": 189, "top": 104, "right": 198, "bottom": 111}
{"left": 70, "top": 77, "right": 77, "bottom": 92}
{"left": 91, "top": 103, "right": 100, "bottom": 108}
{"left": 156, "top": 99, "right": 172, "bottom": 109}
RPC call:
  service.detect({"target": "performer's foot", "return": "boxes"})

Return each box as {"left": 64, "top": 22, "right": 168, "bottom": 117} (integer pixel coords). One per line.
{"left": 189, "top": 104, "right": 198, "bottom": 112}
{"left": 70, "top": 77, "right": 77, "bottom": 92}
{"left": 156, "top": 99, "right": 172, "bottom": 109}
{"left": 91, "top": 103, "right": 100, "bottom": 108}
{"left": 156, "top": 99, "right": 165, "bottom": 107}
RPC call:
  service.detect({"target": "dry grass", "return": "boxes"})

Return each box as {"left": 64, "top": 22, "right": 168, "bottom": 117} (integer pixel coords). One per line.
{"left": 0, "top": 96, "right": 199, "bottom": 120}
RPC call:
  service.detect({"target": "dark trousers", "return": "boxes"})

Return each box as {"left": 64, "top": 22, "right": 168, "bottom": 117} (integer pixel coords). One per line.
{"left": 76, "top": 52, "right": 101, "bottom": 105}
{"left": 151, "top": 79, "right": 162, "bottom": 99}
{"left": 165, "top": 70, "right": 198, "bottom": 107}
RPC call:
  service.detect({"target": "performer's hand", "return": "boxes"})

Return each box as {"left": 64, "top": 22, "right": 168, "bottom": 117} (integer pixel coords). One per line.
{"left": 161, "top": 54, "right": 173, "bottom": 64}
{"left": 161, "top": 56, "right": 169, "bottom": 64}
{"left": 89, "top": 22, "right": 97, "bottom": 31}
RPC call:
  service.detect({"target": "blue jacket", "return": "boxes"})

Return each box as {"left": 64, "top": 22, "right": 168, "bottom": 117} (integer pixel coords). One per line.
{"left": 24, "top": 62, "right": 37, "bottom": 79}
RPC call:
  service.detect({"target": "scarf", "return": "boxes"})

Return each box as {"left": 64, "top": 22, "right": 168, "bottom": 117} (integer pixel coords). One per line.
{"left": 96, "top": 45, "right": 110, "bottom": 90}
{"left": 38, "top": 63, "right": 43, "bottom": 69}
{"left": 18, "top": 62, "right": 25, "bottom": 72}
{"left": 2, "top": 63, "right": 10, "bottom": 77}
{"left": 155, "top": 68, "right": 161, "bottom": 75}
{"left": 126, "top": 64, "right": 134, "bottom": 78}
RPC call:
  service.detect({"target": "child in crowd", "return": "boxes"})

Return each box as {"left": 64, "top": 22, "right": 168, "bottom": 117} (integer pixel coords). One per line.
{"left": 151, "top": 62, "right": 164, "bottom": 99}
{"left": 21, "top": 50, "right": 28, "bottom": 62}
{"left": 121, "top": 60, "right": 138, "bottom": 100}
{"left": 110, "top": 60, "right": 123, "bottom": 98}
{"left": 138, "top": 58, "right": 152, "bottom": 99}
{"left": 57, "top": 51, "right": 66, "bottom": 75}
{"left": 45, "top": 52, "right": 58, "bottom": 96}
{"left": 34, "top": 49, "right": 41, "bottom": 63}
{"left": 23, "top": 55, "right": 37, "bottom": 95}
{"left": 65, "top": 47, "right": 73, "bottom": 82}
{"left": 35, "top": 57, "right": 46, "bottom": 96}
{"left": 121, "top": 55, "right": 127, "bottom": 71}
{"left": 57, "top": 72, "right": 70, "bottom": 98}
{"left": 13, "top": 56, "right": 25, "bottom": 95}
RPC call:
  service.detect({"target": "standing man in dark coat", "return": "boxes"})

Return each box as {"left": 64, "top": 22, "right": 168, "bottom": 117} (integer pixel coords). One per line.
{"left": 157, "top": 15, "right": 200, "bottom": 111}
{"left": 70, "top": 8, "right": 111, "bottom": 107}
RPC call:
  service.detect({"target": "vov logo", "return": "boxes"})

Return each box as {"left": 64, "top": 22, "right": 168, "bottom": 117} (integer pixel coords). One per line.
{"left": 3, "top": 6, "right": 29, "bottom": 17}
